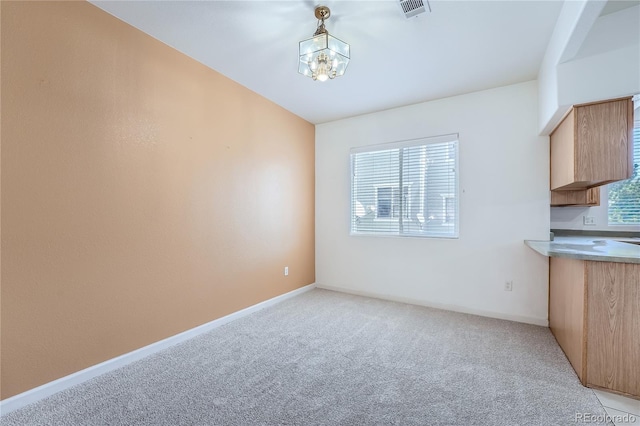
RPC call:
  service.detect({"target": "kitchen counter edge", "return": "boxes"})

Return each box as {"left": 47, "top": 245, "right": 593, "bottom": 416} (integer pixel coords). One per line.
{"left": 524, "top": 238, "right": 640, "bottom": 264}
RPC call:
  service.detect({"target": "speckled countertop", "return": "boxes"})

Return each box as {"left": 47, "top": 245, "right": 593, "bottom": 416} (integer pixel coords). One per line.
{"left": 525, "top": 236, "right": 640, "bottom": 264}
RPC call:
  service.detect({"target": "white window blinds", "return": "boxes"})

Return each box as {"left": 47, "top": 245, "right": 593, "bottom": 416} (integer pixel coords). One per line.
{"left": 608, "top": 127, "right": 640, "bottom": 225}
{"left": 350, "top": 134, "right": 459, "bottom": 238}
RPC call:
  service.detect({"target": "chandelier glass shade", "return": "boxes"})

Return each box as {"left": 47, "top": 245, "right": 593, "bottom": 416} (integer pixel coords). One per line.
{"left": 298, "top": 6, "right": 350, "bottom": 82}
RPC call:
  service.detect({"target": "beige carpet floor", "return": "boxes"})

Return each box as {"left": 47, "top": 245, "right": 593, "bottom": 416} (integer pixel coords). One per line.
{"left": 1, "top": 288, "right": 612, "bottom": 425}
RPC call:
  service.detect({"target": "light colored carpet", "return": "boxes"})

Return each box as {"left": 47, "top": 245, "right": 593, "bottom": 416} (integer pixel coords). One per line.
{"left": 2, "top": 289, "right": 612, "bottom": 425}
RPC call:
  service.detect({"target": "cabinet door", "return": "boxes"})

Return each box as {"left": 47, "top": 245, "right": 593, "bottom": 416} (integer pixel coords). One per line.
{"left": 575, "top": 99, "right": 633, "bottom": 187}
{"left": 586, "top": 262, "right": 640, "bottom": 397}
{"left": 549, "top": 257, "right": 587, "bottom": 383}
{"left": 550, "top": 97, "right": 633, "bottom": 191}
{"left": 586, "top": 187, "right": 600, "bottom": 205}
{"left": 550, "top": 188, "right": 600, "bottom": 207}
{"left": 550, "top": 109, "right": 576, "bottom": 190}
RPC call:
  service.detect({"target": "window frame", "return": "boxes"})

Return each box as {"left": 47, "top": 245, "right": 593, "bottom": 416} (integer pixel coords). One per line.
{"left": 607, "top": 125, "right": 639, "bottom": 227}
{"left": 350, "top": 134, "right": 460, "bottom": 239}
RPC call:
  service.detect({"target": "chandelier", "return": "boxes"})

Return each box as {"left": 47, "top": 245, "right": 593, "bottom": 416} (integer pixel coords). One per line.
{"left": 298, "top": 6, "right": 350, "bottom": 82}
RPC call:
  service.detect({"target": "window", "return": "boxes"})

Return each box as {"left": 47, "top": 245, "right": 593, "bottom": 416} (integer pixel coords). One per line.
{"left": 442, "top": 194, "right": 455, "bottom": 224}
{"left": 350, "top": 134, "right": 459, "bottom": 238}
{"left": 608, "top": 127, "right": 640, "bottom": 225}
{"left": 375, "top": 185, "right": 410, "bottom": 219}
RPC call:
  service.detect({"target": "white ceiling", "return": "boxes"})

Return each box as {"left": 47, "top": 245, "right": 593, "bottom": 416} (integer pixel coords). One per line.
{"left": 90, "top": 0, "right": 564, "bottom": 124}
{"left": 600, "top": 0, "right": 640, "bottom": 16}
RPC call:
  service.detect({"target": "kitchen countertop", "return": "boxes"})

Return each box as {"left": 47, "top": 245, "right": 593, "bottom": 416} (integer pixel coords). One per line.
{"left": 525, "top": 236, "right": 640, "bottom": 264}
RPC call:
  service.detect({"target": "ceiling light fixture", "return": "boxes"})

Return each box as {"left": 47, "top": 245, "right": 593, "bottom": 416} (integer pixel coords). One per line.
{"left": 298, "top": 6, "right": 350, "bottom": 82}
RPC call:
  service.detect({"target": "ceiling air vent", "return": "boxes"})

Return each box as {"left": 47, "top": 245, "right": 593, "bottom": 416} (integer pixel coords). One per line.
{"left": 399, "top": 0, "right": 431, "bottom": 19}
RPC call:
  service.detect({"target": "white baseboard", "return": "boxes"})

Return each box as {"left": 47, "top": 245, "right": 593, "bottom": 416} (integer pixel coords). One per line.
{"left": 0, "top": 283, "right": 316, "bottom": 416}
{"left": 316, "top": 284, "right": 549, "bottom": 327}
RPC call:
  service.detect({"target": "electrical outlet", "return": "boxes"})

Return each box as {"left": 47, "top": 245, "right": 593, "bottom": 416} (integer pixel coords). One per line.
{"left": 284, "top": 266, "right": 289, "bottom": 276}
{"left": 583, "top": 216, "right": 596, "bottom": 226}
{"left": 504, "top": 281, "right": 513, "bottom": 291}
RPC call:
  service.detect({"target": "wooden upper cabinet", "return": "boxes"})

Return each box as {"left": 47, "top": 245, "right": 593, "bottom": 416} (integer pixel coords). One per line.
{"left": 550, "top": 97, "right": 634, "bottom": 191}
{"left": 550, "top": 187, "right": 600, "bottom": 207}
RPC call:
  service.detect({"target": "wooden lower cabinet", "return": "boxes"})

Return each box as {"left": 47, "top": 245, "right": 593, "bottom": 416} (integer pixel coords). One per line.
{"left": 586, "top": 262, "right": 640, "bottom": 397}
{"left": 549, "top": 258, "right": 587, "bottom": 380}
{"left": 549, "top": 258, "right": 640, "bottom": 399}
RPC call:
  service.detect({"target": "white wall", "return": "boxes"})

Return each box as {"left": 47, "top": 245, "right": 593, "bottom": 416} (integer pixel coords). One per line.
{"left": 538, "top": 3, "right": 640, "bottom": 134}
{"left": 557, "top": 5, "right": 640, "bottom": 108}
{"left": 316, "top": 81, "right": 550, "bottom": 326}
{"left": 538, "top": 0, "right": 600, "bottom": 134}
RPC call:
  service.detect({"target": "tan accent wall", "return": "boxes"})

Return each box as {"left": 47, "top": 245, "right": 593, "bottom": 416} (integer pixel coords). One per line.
{"left": 0, "top": 1, "right": 315, "bottom": 399}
